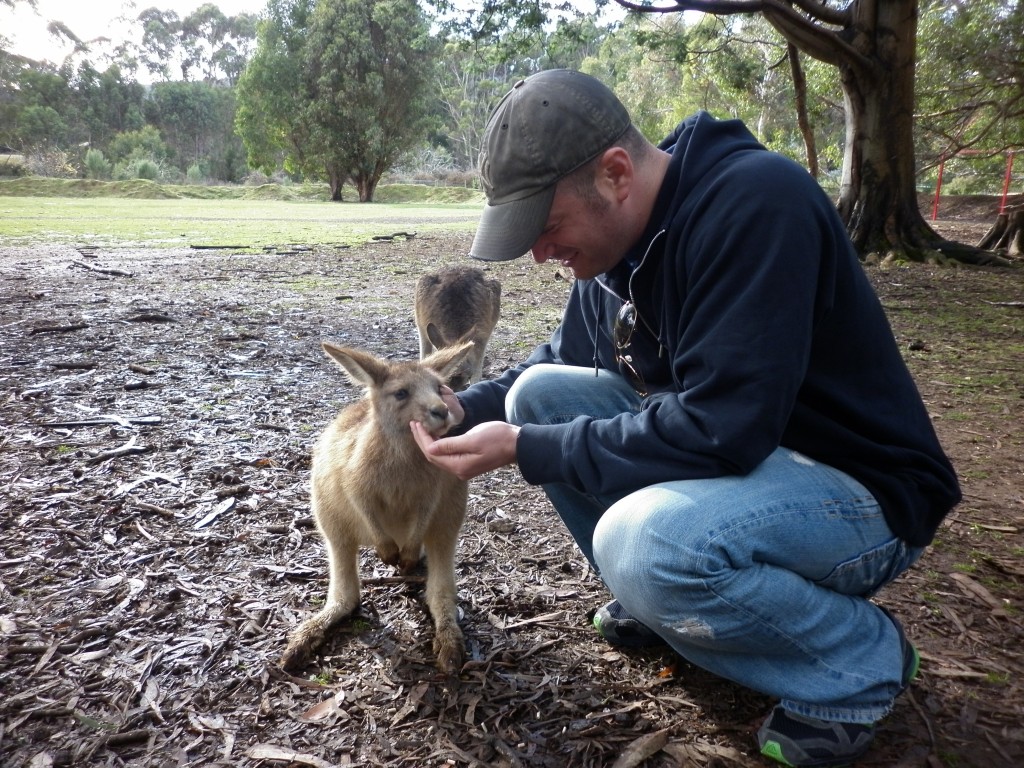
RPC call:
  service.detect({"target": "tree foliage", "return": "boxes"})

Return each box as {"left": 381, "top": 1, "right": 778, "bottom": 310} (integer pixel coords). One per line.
{"left": 236, "top": 0, "right": 438, "bottom": 201}
{"left": 916, "top": 0, "right": 1024, "bottom": 168}
{"left": 136, "top": 3, "right": 257, "bottom": 84}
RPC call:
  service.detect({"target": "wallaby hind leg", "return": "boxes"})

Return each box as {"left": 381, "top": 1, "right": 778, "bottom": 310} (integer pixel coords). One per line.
{"left": 416, "top": 326, "right": 434, "bottom": 360}
{"left": 280, "top": 528, "right": 361, "bottom": 672}
{"left": 422, "top": 532, "right": 463, "bottom": 674}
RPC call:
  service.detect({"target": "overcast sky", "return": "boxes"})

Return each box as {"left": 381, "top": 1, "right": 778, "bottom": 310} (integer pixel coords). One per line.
{"left": 1, "top": 0, "right": 267, "bottom": 65}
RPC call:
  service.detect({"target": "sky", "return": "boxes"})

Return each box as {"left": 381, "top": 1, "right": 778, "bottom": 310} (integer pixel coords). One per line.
{"left": 1, "top": 0, "right": 267, "bottom": 65}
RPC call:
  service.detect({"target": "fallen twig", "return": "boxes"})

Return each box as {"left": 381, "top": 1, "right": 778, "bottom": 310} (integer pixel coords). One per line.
{"left": 371, "top": 231, "right": 417, "bottom": 241}
{"left": 71, "top": 260, "right": 133, "bottom": 277}
{"left": 87, "top": 437, "right": 149, "bottom": 464}
{"left": 104, "top": 729, "right": 152, "bottom": 747}
{"left": 38, "top": 415, "right": 162, "bottom": 429}
{"left": 127, "top": 312, "right": 175, "bottom": 323}
{"left": 29, "top": 323, "right": 89, "bottom": 335}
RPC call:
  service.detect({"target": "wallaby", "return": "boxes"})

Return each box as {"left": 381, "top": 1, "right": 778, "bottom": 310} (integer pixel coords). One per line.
{"left": 280, "top": 340, "right": 475, "bottom": 675}
{"left": 414, "top": 265, "right": 501, "bottom": 391}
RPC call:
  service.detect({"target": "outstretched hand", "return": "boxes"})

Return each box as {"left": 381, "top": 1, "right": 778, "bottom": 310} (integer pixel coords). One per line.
{"left": 410, "top": 420, "right": 520, "bottom": 481}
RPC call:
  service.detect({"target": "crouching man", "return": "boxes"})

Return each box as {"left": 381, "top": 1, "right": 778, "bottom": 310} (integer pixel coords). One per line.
{"left": 411, "top": 69, "right": 960, "bottom": 767}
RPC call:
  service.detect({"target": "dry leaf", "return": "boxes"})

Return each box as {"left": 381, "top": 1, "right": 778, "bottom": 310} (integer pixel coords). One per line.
{"left": 611, "top": 728, "right": 670, "bottom": 768}
{"left": 246, "top": 744, "right": 338, "bottom": 767}
{"left": 948, "top": 571, "right": 1006, "bottom": 610}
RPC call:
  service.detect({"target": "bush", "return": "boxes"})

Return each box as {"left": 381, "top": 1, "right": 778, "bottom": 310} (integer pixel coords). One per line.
{"left": 134, "top": 159, "right": 160, "bottom": 181}
{"left": 186, "top": 163, "right": 205, "bottom": 184}
{"left": 0, "top": 153, "right": 26, "bottom": 178}
{"left": 24, "top": 148, "right": 76, "bottom": 178}
{"left": 84, "top": 149, "right": 112, "bottom": 180}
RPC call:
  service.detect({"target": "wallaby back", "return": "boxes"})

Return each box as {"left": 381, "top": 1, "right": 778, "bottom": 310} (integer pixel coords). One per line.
{"left": 414, "top": 265, "right": 501, "bottom": 391}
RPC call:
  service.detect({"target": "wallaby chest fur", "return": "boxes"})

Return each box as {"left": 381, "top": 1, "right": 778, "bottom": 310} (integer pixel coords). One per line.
{"left": 312, "top": 398, "right": 465, "bottom": 550}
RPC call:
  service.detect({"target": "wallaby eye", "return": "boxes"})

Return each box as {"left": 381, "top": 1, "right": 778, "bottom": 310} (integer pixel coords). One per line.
{"left": 393, "top": 388, "right": 409, "bottom": 401}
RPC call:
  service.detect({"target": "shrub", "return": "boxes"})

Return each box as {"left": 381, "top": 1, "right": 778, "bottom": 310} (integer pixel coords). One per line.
{"left": 24, "top": 148, "right": 76, "bottom": 178}
{"left": 0, "top": 153, "right": 26, "bottom": 178}
{"left": 186, "top": 163, "right": 205, "bottom": 184}
{"left": 84, "top": 149, "right": 112, "bottom": 180}
{"left": 134, "top": 159, "right": 160, "bottom": 181}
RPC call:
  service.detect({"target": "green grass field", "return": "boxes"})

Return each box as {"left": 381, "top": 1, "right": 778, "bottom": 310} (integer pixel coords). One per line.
{"left": 0, "top": 178, "right": 484, "bottom": 249}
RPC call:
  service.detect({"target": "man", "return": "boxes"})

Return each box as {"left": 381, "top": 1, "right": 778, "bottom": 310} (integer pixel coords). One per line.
{"left": 410, "top": 69, "right": 960, "bottom": 767}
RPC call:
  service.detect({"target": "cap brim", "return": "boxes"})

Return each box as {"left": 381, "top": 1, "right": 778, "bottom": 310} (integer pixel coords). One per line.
{"left": 469, "top": 185, "right": 556, "bottom": 262}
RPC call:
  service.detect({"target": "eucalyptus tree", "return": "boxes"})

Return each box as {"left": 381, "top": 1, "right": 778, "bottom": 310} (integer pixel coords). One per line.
{"left": 440, "top": 0, "right": 1007, "bottom": 263}
{"left": 237, "top": 0, "right": 437, "bottom": 201}
{"left": 137, "top": 4, "right": 258, "bottom": 83}
{"left": 305, "top": 0, "right": 438, "bottom": 201}
{"left": 616, "top": 0, "right": 1005, "bottom": 263}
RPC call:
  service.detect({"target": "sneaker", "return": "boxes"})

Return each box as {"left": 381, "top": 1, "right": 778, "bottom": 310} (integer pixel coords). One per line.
{"left": 592, "top": 599, "right": 666, "bottom": 648}
{"left": 757, "top": 607, "right": 920, "bottom": 767}
{"left": 757, "top": 706, "right": 875, "bottom": 767}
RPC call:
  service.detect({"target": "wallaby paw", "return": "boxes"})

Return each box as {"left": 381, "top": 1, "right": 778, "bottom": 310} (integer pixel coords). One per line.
{"left": 376, "top": 543, "right": 400, "bottom": 567}
{"left": 433, "top": 635, "right": 464, "bottom": 675}
{"left": 279, "top": 640, "right": 313, "bottom": 673}
{"left": 399, "top": 556, "right": 423, "bottom": 576}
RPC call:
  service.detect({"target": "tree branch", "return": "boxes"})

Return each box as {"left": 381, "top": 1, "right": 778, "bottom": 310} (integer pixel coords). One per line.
{"left": 614, "top": 0, "right": 872, "bottom": 72}
{"left": 614, "top": 0, "right": 848, "bottom": 26}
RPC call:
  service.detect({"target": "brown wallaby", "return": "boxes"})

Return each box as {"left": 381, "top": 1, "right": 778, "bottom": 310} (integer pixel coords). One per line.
{"left": 280, "top": 340, "right": 475, "bottom": 675}
{"left": 414, "top": 265, "right": 501, "bottom": 391}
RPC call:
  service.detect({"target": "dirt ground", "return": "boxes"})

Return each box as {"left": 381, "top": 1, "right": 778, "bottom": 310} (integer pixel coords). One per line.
{"left": 1, "top": 198, "right": 1022, "bottom": 768}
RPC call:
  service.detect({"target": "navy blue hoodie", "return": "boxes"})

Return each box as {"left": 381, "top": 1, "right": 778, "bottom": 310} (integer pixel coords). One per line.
{"left": 458, "top": 112, "right": 961, "bottom": 547}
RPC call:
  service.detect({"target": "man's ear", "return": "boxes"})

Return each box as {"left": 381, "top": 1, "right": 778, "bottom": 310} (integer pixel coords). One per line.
{"left": 597, "top": 146, "right": 633, "bottom": 203}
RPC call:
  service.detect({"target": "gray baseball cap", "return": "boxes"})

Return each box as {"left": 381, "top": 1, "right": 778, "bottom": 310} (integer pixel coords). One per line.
{"left": 470, "top": 69, "right": 631, "bottom": 262}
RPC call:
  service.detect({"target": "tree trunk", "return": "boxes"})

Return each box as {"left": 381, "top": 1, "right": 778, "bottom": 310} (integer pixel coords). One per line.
{"left": 754, "top": 0, "right": 1009, "bottom": 265}
{"left": 328, "top": 167, "right": 345, "bottom": 202}
{"left": 353, "top": 172, "right": 380, "bottom": 203}
{"left": 836, "top": 1, "right": 931, "bottom": 261}
{"left": 787, "top": 43, "right": 819, "bottom": 179}
{"left": 978, "top": 207, "right": 1024, "bottom": 256}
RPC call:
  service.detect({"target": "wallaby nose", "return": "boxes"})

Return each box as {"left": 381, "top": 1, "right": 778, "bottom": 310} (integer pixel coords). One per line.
{"left": 430, "top": 405, "right": 449, "bottom": 422}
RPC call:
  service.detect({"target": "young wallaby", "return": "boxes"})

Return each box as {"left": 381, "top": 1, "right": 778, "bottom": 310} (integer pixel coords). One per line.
{"left": 280, "top": 340, "right": 475, "bottom": 675}
{"left": 414, "top": 265, "right": 501, "bottom": 391}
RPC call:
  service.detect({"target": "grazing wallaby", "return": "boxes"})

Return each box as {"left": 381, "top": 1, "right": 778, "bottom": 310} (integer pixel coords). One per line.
{"left": 414, "top": 265, "right": 501, "bottom": 391}
{"left": 280, "top": 340, "right": 475, "bottom": 675}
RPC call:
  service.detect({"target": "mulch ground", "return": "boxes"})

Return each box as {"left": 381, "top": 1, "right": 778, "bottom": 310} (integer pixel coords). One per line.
{"left": 1, "top": 200, "right": 1022, "bottom": 768}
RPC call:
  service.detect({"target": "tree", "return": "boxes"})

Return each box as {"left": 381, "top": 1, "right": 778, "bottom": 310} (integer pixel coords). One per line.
{"left": 237, "top": 0, "right": 438, "bottom": 201}
{"left": 305, "top": 0, "right": 438, "bottom": 201}
{"left": 136, "top": 4, "right": 258, "bottom": 84}
{"left": 235, "top": 0, "right": 319, "bottom": 184}
{"left": 611, "top": 0, "right": 1008, "bottom": 264}
{"left": 442, "top": 0, "right": 1011, "bottom": 263}
{"left": 143, "top": 81, "right": 243, "bottom": 179}
{"left": 915, "top": 0, "right": 1024, "bottom": 254}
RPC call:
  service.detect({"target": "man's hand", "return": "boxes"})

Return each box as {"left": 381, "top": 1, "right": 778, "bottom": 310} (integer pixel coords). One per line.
{"left": 411, "top": 420, "right": 520, "bottom": 481}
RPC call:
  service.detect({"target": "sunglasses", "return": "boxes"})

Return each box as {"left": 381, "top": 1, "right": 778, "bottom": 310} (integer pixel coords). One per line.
{"left": 613, "top": 301, "right": 648, "bottom": 397}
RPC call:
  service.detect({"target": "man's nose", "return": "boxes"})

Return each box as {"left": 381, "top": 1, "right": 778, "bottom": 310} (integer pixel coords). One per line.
{"left": 530, "top": 239, "right": 551, "bottom": 263}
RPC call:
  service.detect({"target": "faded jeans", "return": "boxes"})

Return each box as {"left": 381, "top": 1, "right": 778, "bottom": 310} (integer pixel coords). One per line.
{"left": 506, "top": 364, "right": 924, "bottom": 724}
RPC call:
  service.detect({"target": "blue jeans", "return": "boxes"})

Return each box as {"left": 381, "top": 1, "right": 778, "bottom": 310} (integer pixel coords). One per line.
{"left": 506, "top": 364, "right": 924, "bottom": 724}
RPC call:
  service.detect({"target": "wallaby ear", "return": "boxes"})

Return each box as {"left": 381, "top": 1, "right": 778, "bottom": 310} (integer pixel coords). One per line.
{"left": 425, "top": 322, "right": 447, "bottom": 351}
{"left": 423, "top": 340, "right": 474, "bottom": 381}
{"left": 322, "top": 342, "right": 389, "bottom": 388}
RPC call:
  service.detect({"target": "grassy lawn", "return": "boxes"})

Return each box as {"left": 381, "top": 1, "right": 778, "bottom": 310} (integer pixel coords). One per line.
{"left": 0, "top": 179, "right": 484, "bottom": 249}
